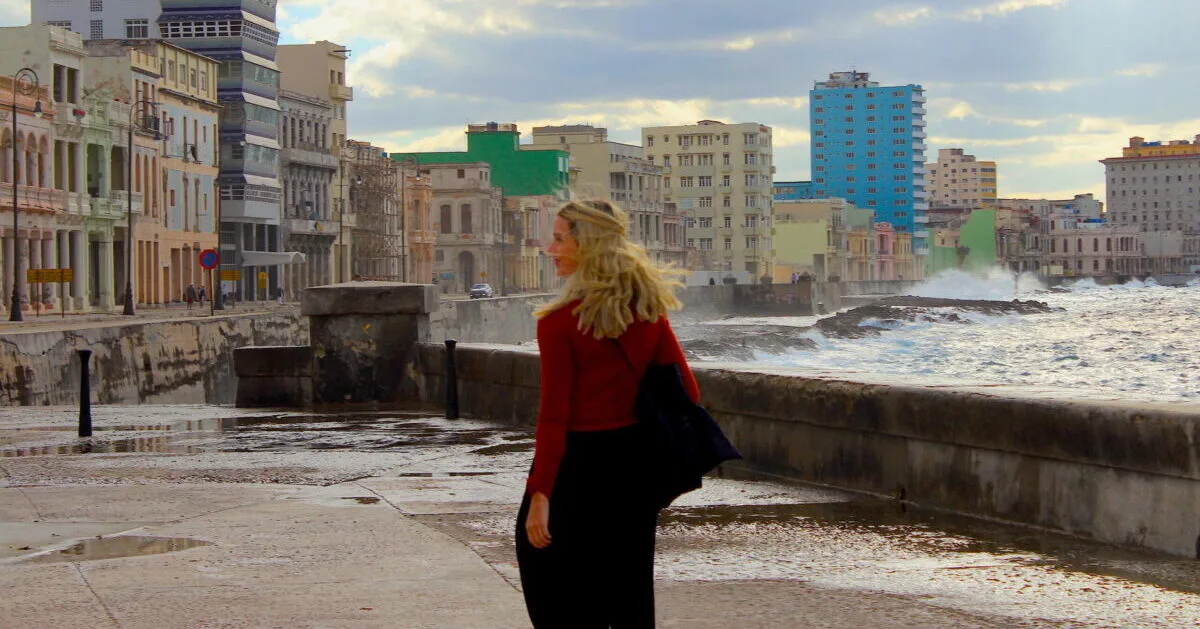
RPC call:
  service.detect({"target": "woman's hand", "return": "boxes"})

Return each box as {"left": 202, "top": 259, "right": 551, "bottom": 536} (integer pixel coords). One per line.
{"left": 525, "top": 492, "right": 552, "bottom": 549}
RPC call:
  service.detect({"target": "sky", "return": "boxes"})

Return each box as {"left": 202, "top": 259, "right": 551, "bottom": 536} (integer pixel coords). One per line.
{"left": 4, "top": 0, "right": 1200, "bottom": 200}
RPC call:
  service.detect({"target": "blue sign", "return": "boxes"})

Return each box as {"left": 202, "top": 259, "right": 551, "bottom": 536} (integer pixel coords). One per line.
{"left": 199, "top": 249, "right": 219, "bottom": 270}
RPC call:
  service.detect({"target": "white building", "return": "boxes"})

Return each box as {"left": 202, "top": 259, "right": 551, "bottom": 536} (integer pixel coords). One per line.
{"left": 33, "top": 0, "right": 162, "bottom": 40}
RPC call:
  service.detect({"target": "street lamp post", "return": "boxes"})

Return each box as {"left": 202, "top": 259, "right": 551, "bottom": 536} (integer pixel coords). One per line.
{"left": 123, "top": 99, "right": 160, "bottom": 316}
{"left": 9, "top": 68, "right": 44, "bottom": 322}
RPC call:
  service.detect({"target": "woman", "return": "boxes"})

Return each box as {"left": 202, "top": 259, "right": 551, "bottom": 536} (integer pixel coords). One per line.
{"left": 516, "top": 199, "right": 700, "bottom": 629}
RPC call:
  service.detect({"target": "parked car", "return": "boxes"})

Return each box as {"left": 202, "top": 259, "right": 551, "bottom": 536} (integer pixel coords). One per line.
{"left": 469, "top": 283, "right": 494, "bottom": 299}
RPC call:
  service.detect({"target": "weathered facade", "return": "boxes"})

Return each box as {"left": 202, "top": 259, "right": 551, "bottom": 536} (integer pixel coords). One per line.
{"left": 278, "top": 88, "right": 338, "bottom": 298}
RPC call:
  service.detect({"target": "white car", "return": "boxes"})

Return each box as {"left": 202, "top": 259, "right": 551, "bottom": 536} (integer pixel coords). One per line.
{"left": 469, "top": 283, "right": 494, "bottom": 299}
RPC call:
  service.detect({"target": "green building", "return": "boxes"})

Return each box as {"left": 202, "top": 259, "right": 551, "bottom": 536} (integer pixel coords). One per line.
{"left": 391, "top": 123, "right": 570, "bottom": 197}
{"left": 927, "top": 209, "right": 998, "bottom": 275}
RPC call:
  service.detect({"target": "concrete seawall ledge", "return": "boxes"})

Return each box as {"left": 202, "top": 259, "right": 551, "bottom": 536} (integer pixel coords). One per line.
{"left": 416, "top": 342, "right": 1200, "bottom": 558}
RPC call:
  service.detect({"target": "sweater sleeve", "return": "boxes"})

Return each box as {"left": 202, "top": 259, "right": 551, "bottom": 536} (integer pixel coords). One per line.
{"left": 527, "top": 313, "right": 574, "bottom": 498}
{"left": 655, "top": 317, "right": 701, "bottom": 404}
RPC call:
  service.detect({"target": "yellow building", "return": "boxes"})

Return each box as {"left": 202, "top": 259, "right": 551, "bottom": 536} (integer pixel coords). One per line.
{"left": 643, "top": 120, "right": 774, "bottom": 283}
{"left": 772, "top": 200, "right": 841, "bottom": 283}
{"left": 84, "top": 39, "right": 220, "bottom": 307}
{"left": 926, "top": 148, "right": 997, "bottom": 210}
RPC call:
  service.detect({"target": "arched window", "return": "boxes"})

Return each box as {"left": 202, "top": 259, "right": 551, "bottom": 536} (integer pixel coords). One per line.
{"left": 1076, "top": 238, "right": 1083, "bottom": 252}
{"left": 460, "top": 203, "right": 473, "bottom": 234}
{"left": 439, "top": 204, "right": 452, "bottom": 233}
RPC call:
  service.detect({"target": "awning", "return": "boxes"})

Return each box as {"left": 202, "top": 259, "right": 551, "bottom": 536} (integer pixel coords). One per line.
{"left": 241, "top": 251, "right": 307, "bottom": 267}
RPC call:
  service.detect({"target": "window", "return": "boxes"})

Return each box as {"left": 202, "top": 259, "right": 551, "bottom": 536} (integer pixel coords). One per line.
{"left": 699, "top": 176, "right": 712, "bottom": 187}
{"left": 47, "top": 20, "right": 73, "bottom": 32}
{"left": 680, "top": 177, "right": 694, "bottom": 188}
{"left": 700, "top": 238, "right": 713, "bottom": 250}
{"left": 699, "top": 197, "right": 713, "bottom": 208}
{"left": 190, "top": 68, "right": 198, "bottom": 88}
{"left": 647, "top": 136, "right": 654, "bottom": 147}
{"left": 440, "top": 205, "right": 452, "bottom": 233}
{"left": 461, "top": 204, "right": 473, "bottom": 234}
{"left": 457, "top": 169, "right": 465, "bottom": 179}
{"left": 89, "top": 20, "right": 103, "bottom": 39}
{"left": 745, "top": 174, "right": 758, "bottom": 186}
{"left": 723, "top": 216, "right": 732, "bottom": 228}
{"left": 90, "top": 0, "right": 102, "bottom": 10}
{"left": 723, "top": 196, "right": 731, "bottom": 208}
{"left": 722, "top": 175, "right": 731, "bottom": 186}
{"left": 124, "top": 18, "right": 149, "bottom": 38}
{"left": 724, "top": 238, "right": 732, "bottom": 250}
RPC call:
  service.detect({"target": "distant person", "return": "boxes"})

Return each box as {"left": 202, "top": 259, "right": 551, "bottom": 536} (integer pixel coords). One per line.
{"left": 518, "top": 199, "right": 699, "bottom": 628}
{"left": 184, "top": 283, "right": 196, "bottom": 309}
{"left": 197, "top": 285, "right": 207, "bottom": 305}
{"left": 275, "top": 287, "right": 285, "bottom": 305}
{"left": 708, "top": 276, "right": 716, "bottom": 286}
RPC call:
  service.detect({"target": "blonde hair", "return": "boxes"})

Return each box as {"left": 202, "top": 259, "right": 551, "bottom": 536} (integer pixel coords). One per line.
{"left": 536, "top": 199, "right": 684, "bottom": 339}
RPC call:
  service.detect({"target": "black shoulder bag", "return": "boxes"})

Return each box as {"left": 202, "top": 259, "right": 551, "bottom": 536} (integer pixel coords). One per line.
{"left": 612, "top": 339, "right": 742, "bottom": 509}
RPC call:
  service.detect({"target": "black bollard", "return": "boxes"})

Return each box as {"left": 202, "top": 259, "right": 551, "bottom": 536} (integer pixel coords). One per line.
{"left": 445, "top": 339, "right": 459, "bottom": 420}
{"left": 77, "top": 349, "right": 93, "bottom": 437}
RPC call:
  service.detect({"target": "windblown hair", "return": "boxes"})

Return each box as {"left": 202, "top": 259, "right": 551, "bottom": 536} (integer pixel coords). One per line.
{"left": 536, "top": 199, "right": 684, "bottom": 339}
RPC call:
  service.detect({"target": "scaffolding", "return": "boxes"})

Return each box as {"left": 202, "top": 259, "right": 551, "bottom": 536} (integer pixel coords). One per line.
{"left": 344, "top": 140, "right": 402, "bottom": 281}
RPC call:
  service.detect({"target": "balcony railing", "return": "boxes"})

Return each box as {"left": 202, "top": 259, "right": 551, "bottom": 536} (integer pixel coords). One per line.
{"left": 0, "top": 183, "right": 65, "bottom": 211}
{"left": 329, "top": 83, "right": 354, "bottom": 101}
{"left": 283, "top": 217, "right": 339, "bottom": 236}
{"left": 282, "top": 145, "right": 338, "bottom": 169}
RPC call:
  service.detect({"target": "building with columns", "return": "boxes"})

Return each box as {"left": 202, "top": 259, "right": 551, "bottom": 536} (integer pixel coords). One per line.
{"left": 276, "top": 41, "right": 353, "bottom": 284}
{"left": 278, "top": 88, "right": 337, "bottom": 298}
{"left": 0, "top": 24, "right": 102, "bottom": 313}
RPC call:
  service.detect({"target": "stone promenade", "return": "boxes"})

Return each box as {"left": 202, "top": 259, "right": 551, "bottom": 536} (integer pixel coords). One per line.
{"left": 1, "top": 406, "right": 1197, "bottom": 628}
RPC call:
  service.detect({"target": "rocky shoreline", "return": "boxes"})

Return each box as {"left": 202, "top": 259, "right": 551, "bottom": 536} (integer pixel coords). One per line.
{"left": 678, "top": 296, "right": 1059, "bottom": 361}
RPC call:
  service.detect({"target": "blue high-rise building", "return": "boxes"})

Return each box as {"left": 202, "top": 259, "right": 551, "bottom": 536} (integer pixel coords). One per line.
{"left": 809, "top": 71, "right": 928, "bottom": 254}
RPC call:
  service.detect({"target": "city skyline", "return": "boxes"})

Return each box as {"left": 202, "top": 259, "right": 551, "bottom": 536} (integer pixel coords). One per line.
{"left": 4, "top": 0, "right": 1200, "bottom": 202}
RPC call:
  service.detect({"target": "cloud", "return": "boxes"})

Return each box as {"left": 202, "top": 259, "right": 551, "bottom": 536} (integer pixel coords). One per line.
{"left": 0, "top": 0, "right": 28, "bottom": 23}
{"left": 1116, "top": 63, "right": 1163, "bottom": 78}
{"left": 1002, "top": 79, "right": 1086, "bottom": 92}
{"left": 955, "top": 0, "right": 1068, "bottom": 21}
{"left": 873, "top": 6, "right": 934, "bottom": 25}
{"left": 929, "top": 98, "right": 1051, "bottom": 128}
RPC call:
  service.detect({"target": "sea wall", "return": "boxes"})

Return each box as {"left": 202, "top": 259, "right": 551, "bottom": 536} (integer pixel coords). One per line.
{"left": 415, "top": 342, "right": 1200, "bottom": 558}
{"left": 431, "top": 294, "right": 553, "bottom": 345}
{"left": 841, "top": 280, "right": 921, "bottom": 296}
{"left": 0, "top": 312, "right": 307, "bottom": 407}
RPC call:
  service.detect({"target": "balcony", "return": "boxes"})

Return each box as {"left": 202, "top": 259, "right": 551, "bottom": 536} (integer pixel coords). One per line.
{"left": 912, "top": 93, "right": 927, "bottom": 104}
{"left": 914, "top": 230, "right": 929, "bottom": 239}
{"left": 0, "top": 183, "right": 64, "bottom": 212}
{"left": 284, "top": 217, "right": 339, "bottom": 237}
{"left": 720, "top": 164, "right": 732, "bottom": 173}
{"left": 913, "top": 130, "right": 927, "bottom": 140}
{"left": 662, "top": 165, "right": 673, "bottom": 174}
{"left": 282, "top": 143, "right": 338, "bottom": 169}
{"left": 912, "top": 142, "right": 927, "bottom": 151}
{"left": 912, "top": 166, "right": 927, "bottom": 176}
{"left": 912, "top": 106, "right": 927, "bottom": 116}
{"left": 329, "top": 83, "right": 354, "bottom": 101}
{"left": 914, "top": 215, "right": 930, "bottom": 224}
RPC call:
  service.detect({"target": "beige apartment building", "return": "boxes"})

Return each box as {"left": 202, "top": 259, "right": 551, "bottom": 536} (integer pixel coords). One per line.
{"left": 926, "top": 148, "right": 997, "bottom": 209}
{"left": 529, "top": 124, "right": 670, "bottom": 262}
{"left": 642, "top": 120, "right": 774, "bottom": 283}
{"left": 277, "top": 41, "right": 354, "bottom": 281}
{"left": 426, "top": 162, "right": 503, "bottom": 294}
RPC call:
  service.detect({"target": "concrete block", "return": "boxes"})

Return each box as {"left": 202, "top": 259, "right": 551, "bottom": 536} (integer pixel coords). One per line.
{"left": 233, "top": 346, "right": 313, "bottom": 378}
{"left": 302, "top": 282, "right": 439, "bottom": 317}
{"left": 235, "top": 376, "right": 313, "bottom": 408}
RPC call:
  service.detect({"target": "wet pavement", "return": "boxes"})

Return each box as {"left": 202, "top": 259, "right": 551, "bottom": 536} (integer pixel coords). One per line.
{"left": 1, "top": 406, "right": 1198, "bottom": 628}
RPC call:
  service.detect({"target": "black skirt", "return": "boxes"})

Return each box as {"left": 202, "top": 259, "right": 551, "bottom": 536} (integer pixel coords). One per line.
{"left": 516, "top": 422, "right": 659, "bottom": 629}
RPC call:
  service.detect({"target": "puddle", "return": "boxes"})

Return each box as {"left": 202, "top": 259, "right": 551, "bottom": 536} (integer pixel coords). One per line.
{"left": 1, "top": 438, "right": 202, "bottom": 457}
{"left": 341, "top": 496, "right": 381, "bottom": 505}
{"left": 23, "top": 536, "right": 212, "bottom": 563}
{"left": 0, "top": 413, "right": 527, "bottom": 457}
{"left": 659, "top": 499, "right": 1200, "bottom": 597}
{"left": 470, "top": 442, "right": 534, "bottom": 456}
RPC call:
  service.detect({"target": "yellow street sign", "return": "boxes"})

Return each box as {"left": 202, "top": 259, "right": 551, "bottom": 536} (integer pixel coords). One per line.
{"left": 26, "top": 268, "right": 71, "bottom": 283}
{"left": 220, "top": 270, "right": 242, "bottom": 281}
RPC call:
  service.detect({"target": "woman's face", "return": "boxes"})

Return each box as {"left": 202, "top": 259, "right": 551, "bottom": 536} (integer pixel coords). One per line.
{"left": 547, "top": 216, "right": 580, "bottom": 277}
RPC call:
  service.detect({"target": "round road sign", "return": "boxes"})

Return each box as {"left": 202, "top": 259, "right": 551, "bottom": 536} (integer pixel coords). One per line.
{"left": 199, "top": 249, "right": 219, "bottom": 270}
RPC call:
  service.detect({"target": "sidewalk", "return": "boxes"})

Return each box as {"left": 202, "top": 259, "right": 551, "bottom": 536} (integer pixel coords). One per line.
{"left": 2, "top": 406, "right": 1198, "bottom": 628}
{"left": 0, "top": 301, "right": 299, "bottom": 335}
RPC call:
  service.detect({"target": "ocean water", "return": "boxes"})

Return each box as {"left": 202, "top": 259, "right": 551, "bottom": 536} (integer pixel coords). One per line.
{"left": 716, "top": 269, "right": 1200, "bottom": 404}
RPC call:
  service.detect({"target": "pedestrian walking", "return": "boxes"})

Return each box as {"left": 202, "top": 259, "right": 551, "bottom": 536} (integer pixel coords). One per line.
{"left": 185, "top": 283, "right": 197, "bottom": 309}
{"left": 517, "top": 199, "right": 699, "bottom": 628}
{"left": 198, "top": 285, "right": 207, "bottom": 304}
{"left": 275, "top": 286, "right": 285, "bottom": 305}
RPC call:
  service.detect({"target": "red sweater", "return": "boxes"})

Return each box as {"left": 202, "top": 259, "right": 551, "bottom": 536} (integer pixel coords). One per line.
{"left": 527, "top": 302, "right": 701, "bottom": 498}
